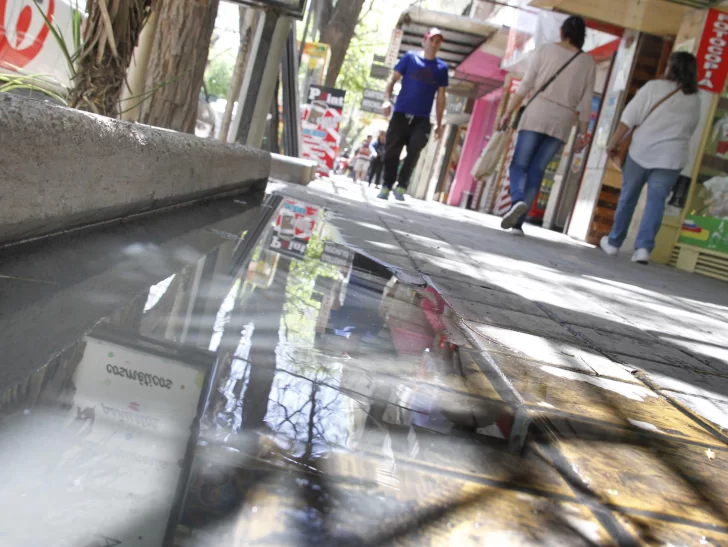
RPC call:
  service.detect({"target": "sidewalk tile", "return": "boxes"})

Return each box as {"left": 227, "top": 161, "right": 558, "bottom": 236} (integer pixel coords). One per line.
{"left": 568, "top": 326, "right": 714, "bottom": 371}
{"left": 446, "top": 292, "right": 549, "bottom": 319}
{"left": 426, "top": 274, "right": 500, "bottom": 294}
{"left": 400, "top": 241, "right": 461, "bottom": 260}
{"left": 537, "top": 304, "right": 653, "bottom": 341}
{"left": 663, "top": 390, "right": 728, "bottom": 432}
{"left": 465, "top": 351, "right": 724, "bottom": 446}
{"left": 328, "top": 450, "right": 612, "bottom": 546}
{"left": 625, "top": 359, "right": 728, "bottom": 403}
{"left": 613, "top": 514, "right": 728, "bottom": 546}
{"left": 553, "top": 438, "right": 728, "bottom": 528}
{"left": 462, "top": 325, "right": 636, "bottom": 381}
{"left": 464, "top": 310, "right": 579, "bottom": 344}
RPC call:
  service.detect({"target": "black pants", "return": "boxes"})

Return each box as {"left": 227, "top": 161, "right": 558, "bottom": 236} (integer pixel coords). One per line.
{"left": 368, "top": 158, "right": 383, "bottom": 186}
{"left": 383, "top": 113, "right": 431, "bottom": 190}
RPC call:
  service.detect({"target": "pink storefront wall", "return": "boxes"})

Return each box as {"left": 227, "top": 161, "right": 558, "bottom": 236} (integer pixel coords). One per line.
{"left": 447, "top": 93, "right": 500, "bottom": 207}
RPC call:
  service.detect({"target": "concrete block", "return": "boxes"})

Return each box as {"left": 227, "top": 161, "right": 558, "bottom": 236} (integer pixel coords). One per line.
{"left": 0, "top": 94, "right": 271, "bottom": 244}
{"left": 270, "top": 153, "right": 317, "bottom": 185}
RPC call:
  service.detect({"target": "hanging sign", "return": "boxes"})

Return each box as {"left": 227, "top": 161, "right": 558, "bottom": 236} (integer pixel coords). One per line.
{"left": 697, "top": 8, "right": 728, "bottom": 93}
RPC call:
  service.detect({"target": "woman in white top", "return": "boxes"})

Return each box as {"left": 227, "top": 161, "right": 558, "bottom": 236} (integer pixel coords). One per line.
{"left": 498, "top": 16, "right": 597, "bottom": 234}
{"left": 601, "top": 52, "right": 701, "bottom": 264}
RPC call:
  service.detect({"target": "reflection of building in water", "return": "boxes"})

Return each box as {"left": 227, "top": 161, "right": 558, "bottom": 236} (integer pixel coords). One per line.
{"left": 0, "top": 327, "right": 210, "bottom": 547}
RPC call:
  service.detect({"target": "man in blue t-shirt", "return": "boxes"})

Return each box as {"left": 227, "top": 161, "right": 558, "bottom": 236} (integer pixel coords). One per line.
{"left": 378, "top": 28, "right": 449, "bottom": 201}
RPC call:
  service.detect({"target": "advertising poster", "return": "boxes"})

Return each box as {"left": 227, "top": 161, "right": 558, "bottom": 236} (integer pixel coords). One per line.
{"left": 299, "top": 42, "right": 330, "bottom": 103}
{"left": 270, "top": 199, "right": 320, "bottom": 257}
{"left": 680, "top": 215, "right": 728, "bottom": 253}
{"left": 301, "top": 85, "right": 346, "bottom": 175}
{"left": 0, "top": 334, "right": 205, "bottom": 547}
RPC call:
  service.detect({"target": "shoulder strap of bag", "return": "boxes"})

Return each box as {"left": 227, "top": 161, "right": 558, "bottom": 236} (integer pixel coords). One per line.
{"left": 619, "top": 86, "right": 682, "bottom": 144}
{"left": 641, "top": 86, "right": 681, "bottom": 127}
{"left": 524, "top": 50, "right": 581, "bottom": 109}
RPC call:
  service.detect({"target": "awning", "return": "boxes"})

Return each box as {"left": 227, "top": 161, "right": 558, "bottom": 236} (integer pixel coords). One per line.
{"left": 394, "top": 8, "right": 502, "bottom": 98}
{"left": 527, "top": 0, "right": 696, "bottom": 36}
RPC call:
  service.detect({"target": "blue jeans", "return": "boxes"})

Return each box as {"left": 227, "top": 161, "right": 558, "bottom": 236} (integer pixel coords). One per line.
{"left": 608, "top": 154, "right": 680, "bottom": 251}
{"left": 508, "top": 130, "right": 563, "bottom": 228}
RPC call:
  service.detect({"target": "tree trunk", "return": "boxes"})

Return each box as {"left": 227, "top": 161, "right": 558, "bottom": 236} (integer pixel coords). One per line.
{"left": 138, "top": 0, "right": 220, "bottom": 133}
{"left": 219, "top": 6, "right": 254, "bottom": 142}
{"left": 320, "top": 0, "right": 366, "bottom": 87}
{"left": 69, "top": 0, "right": 153, "bottom": 117}
{"left": 241, "top": 258, "right": 290, "bottom": 428}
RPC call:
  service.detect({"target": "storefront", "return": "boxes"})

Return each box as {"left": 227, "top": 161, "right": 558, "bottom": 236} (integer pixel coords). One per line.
{"left": 443, "top": 47, "right": 508, "bottom": 208}
{"left": 529, "top": 0, "right": 728, "bottom": 281}
{"left": 663, "top": 5, "right": 728, "bottom": 280}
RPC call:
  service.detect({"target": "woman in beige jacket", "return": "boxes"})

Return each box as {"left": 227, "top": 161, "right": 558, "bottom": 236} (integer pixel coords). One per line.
{"left": 499, "top": 16, "right": 597, "bottom": 234}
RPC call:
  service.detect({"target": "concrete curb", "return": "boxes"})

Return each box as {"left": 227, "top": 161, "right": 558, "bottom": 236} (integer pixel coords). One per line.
{"left": 0, "top": 94, "right": 271, "bottom": 244}
{"left": 270, "top": 153, "right": 317, "bottom": 185}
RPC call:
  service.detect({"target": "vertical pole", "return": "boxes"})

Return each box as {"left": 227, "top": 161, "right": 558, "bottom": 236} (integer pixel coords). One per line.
{"left": 233, "top": 10, "right": 292, "bottom": 148}
{"left": 298, "top": 0, "right": 312, "bottom": 67}
{"left": 281, "top": 27, "right": 302, "bottom": 157}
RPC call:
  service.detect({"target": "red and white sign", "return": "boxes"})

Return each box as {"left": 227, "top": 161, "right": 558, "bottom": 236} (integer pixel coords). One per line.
{"left": 0, "top": 0, "right": 75, "bottom": 87}
{"left": 270, "top": 199, "right": 320, "bottom": 257}
{"left": 301, "top": 85, "right": 346, "bottom": 176}
{"left": 697, "top": 8, "right": 728, "bottom": 93}
{"left": 0, "top": 0, "right": 54, "bottom": 69}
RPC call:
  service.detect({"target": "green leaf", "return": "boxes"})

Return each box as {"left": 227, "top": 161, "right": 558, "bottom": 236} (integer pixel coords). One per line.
{"left": 32, "top": 0, "right": 76, "bottom": 78}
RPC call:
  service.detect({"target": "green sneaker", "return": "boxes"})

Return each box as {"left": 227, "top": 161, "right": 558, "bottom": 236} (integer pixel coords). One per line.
{"left": 393, "top": 187, "right": 406, "bottom": 201}
{"left": 377, "top": 188, "right": 390, "bottom": 200}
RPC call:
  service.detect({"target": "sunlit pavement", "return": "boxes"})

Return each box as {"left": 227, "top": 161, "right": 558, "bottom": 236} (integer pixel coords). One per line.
{"left": 271, "top": 175, "right": 728, "bottom": 544}
{"left": 2, "top": 180, "right": 728, "bottom": 545}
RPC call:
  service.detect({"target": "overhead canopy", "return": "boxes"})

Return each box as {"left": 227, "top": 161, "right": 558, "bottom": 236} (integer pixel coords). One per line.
{"left": 394, "top": 8, "right": 503, "bottom": 98}
{"left": 527, "top": 0, "right": 697, "bottom": 36}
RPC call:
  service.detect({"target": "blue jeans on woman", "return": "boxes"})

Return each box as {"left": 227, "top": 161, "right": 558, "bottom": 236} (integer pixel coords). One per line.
{"left": 608, "top": 154, "right": 680, "bottom": 252}
{"left": 508, "top": 130, "right": 563, "bottom": 228}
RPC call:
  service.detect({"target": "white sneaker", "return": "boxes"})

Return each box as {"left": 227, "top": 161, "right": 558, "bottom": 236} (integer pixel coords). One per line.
{"left": 599, "top": 236, "right": 619, "bottom": 256}
{"left": 509, "top": 228, "right": 525, "bottom": 236}
{"left": 632, "top": 249, "right": 650, "bottom": 264}
{"left": 501, "top": 201, "right": 528, "bottom": 229}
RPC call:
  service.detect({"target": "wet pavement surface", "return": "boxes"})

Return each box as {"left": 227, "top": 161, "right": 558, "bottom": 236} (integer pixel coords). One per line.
{"left": 1, "top": 190, "right": 728, "bottom": 546}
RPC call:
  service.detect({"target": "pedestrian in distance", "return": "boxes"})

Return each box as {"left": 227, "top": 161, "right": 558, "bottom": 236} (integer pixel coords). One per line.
{"left": 600, "top": 52, "right": 701, "bottom": 264}
{"left": 498, "top": 16, "right": 596, "bottom": 235}
{"left": 353, "top": 135, "right": 373, "bottom": 184}
{"left": 368, "top": 131, "right": 386, "bottom": 188}
{"left": 378, "top": 27, "right": 449, "bottom": 202}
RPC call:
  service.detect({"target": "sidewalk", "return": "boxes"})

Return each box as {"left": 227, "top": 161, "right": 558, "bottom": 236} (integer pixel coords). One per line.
{"left": 272, "top": 175, "right": 728, "bottom": 544}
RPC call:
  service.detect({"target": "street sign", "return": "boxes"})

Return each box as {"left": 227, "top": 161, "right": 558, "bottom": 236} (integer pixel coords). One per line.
{"left": 370, "top": 64, "right": 390, "bottom": 80}
{"left": 360, "top": 88, "right": 396, "bottom": 115}
{"left": 361, "top": 89, "right": 386, "bottom": 114}
{"left": 373, "top": 54, "right": 386, "bottom": 64}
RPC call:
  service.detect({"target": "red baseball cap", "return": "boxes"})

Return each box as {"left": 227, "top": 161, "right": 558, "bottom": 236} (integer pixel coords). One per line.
{"left": 424, "top": 27, "right": 443, "bottom": 40}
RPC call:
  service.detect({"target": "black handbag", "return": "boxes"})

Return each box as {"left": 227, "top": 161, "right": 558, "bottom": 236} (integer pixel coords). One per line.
{"left": 512, "top": 50, "right": 581, "bottom": 130}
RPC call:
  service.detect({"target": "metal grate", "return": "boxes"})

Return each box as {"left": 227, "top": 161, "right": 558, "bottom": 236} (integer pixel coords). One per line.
{"left": 695, "top": 252, "right": 728, "bottom": 282}
{"left": 668, "top": 245, "right": 680, "bottom": 268}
